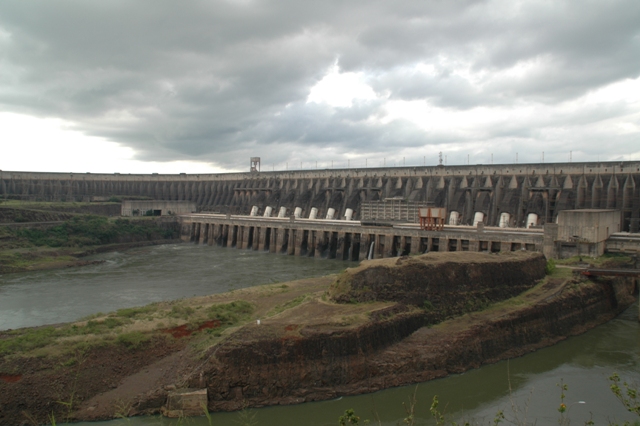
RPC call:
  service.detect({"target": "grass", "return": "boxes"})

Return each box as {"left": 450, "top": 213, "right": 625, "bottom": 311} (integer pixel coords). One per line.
{"left": 208, "top": 301, "right": 254, "bottom": 324}
{"left": 555, "top": 253, "right": 633, "bottom": 267}
{"left": 15, "top": 215, "right": 175, "bottom": 247}
{"left": 0, "top": 211, "right": 179, "bottom": 272}
{"left": 266, "top": 294, "right": 309, "bottom": 317}
{"left": 0, "top": 295, "right": 261, "bottom": 358}
{"left": 116, "top": 304, "right": 160, "bottom": 319}
{"left": 116, "top": 332, "right": 151, "bottom": 349}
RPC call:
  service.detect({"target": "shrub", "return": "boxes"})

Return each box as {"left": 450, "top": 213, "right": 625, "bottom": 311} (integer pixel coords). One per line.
{"left": 545, "top": 259, "right": 557, "bottom": 275}
{"left": 208, "top": 301, "right": 254, "bottom": 325}
{"left": 423, "top": 300, "right": 434, "bottom": 312}
{"left": 0, "top": 327, "right": 58, "bottom": 355}
{"left": 116, "top": 332, "right": 150, "bottom": 349}
{"left": 116, "top": 304, "right": 158, "bottom": 318}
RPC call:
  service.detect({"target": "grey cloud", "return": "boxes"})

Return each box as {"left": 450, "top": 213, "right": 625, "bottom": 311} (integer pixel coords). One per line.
{"left": 0, "top": 0, "right": 639, "bottom": 171}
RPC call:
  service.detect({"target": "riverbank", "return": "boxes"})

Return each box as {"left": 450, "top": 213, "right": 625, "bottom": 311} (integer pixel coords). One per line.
{"left": 0, "top": 251, "right": 635, "bottom": 424}
{"left": 0, "top": 205, "right": 181, "bottom": 273}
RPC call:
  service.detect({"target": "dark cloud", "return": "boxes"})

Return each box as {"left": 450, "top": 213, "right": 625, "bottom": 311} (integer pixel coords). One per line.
{"left": 0, "top": 0, "right": 639, "bottom": 170}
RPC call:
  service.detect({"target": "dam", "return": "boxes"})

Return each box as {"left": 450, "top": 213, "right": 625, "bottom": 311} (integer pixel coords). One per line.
{"left": 2, "top": 161, "right": 639, "bottom": 259}
{"left": 2, "top": 161, "right": 639, "bottom": 229}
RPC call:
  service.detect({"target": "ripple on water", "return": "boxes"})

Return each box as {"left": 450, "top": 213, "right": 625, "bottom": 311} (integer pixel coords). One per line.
{"left": 0, "top": 244, "right": 351, "bottom": 330}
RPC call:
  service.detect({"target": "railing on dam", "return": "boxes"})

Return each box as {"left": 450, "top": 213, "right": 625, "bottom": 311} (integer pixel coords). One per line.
{"left": 179, "top": 213, "right": 544, "bottom": 261}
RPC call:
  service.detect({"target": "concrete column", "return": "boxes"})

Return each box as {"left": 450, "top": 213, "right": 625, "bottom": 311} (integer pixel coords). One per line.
{"left": 200, "top": 224, "right": 208, "bottom": 245}
{"left": 275, "top": 229, "right": 286, "bottom": 253}
{"left": 194, "top": 223, "right": 201, "bottom": 243}
{"left": 441, "top": 238, "right": 450, "bottom": 252}
{"left": 410, "top": 235, "right": 420, "bottom": 255}
{"left": 543, "top": 223, "right": 558, "bottom": 259}
{"left": 236, "top": 226, "right": 245, "bottom": 249}
{"left": 469, "top": 240, "right": 480, "bottom": 251}
{"left": 336, "top": 232, "right": 346, "bottom": 260}
{"left": 270, "top": 228, "right": 278, "bottom": 253}
{"left": 384, "top": 234, "right": 395, "bottom": 257}
{"left": 208, "top": 224, "right": 214, "bottom": 246}
{"left": 287, "top": 229, "right": 296, "bottom": 255}
{"left": 227, "top": 226, "right": 236, "bottom": 248}
{"left": 258, "top": 227, "right": 267, "bottom": 251}
{"left": 456, "top": 239, "right": 462, "bottom": 251}
{"left": 189, "top": 223, "right": 196, "bottom": 242}
{"left": 374, "top": 234, "right": 382, "bottom": 259}
{"left": 400, "top": 236, "right": 407, "bottom": 255}
{"left": 221, "top": 225, "right": 228, "bottom": 246}
{"left": 253, "top": 227, "right": 260, "bottom": 250}
{"left": 315, "top": 231, "right": 325, "bottom": 258}
{"left": 294, "top": 229, "right": 304, "bottom": 256}
{"left": 360, "top": 233, "right": 370, "bottom": 260}
{"left": 216, "top": 225, "right": 224, "bottom": 245}
{"left": 500, "top": 241, "right": 511, "bottom": 252}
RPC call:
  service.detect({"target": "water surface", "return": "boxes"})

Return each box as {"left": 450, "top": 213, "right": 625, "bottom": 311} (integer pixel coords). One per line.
{"left": 0, "top": 244, "right": 351, "bottom": 330}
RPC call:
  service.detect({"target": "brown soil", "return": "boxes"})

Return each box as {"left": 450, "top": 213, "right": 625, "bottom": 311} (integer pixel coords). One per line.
{"left": 162, "top": 320, "right": 222, "bottom": 338}
{"left": 0, "top": 337, "right": 189, "bottom": 425}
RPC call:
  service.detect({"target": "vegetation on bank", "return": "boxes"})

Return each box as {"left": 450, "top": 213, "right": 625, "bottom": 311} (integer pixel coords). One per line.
{"left": 15, "top": 215, "right": 175, "bottom": 247}
{"left": 0, "top": 202, "right": 179, "bottom": 272}
{"left": 555, "top": 252, "right": 635, "bottom": 268}
{"left": 0, "top": 298, "right": 256, "bottom": 358}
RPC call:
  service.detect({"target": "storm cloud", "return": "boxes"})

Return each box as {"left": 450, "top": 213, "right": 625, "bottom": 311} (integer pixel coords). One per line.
{"left": 1, "top": 0, "right": 639, "bottom": 171}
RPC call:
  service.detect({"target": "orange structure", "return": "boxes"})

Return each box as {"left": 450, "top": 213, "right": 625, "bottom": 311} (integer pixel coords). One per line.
{"left": 419, "top": 207, "right": 447, "bottom": 231}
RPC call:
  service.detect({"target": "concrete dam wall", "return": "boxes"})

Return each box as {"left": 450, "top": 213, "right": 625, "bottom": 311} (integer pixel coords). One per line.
{"left": 2, "top": 161, "right": 639, "bottom": 229}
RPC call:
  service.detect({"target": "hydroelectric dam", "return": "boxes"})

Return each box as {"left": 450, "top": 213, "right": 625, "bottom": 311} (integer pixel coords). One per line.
{"left": 2, "top": 161, "right": 640, "bottom": 259}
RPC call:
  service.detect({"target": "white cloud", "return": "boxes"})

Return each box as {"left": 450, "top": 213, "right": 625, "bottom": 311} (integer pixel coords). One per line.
{"left": 307, "top": 63, "right": 378, "bottom": 108}
{"left": 0, "top": 112, "right": 226, "bottom": 174}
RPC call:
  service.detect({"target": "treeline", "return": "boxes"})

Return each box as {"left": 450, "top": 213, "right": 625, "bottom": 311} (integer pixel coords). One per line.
{"left": 15, "top": 216, "right": 177, "bottom": 247}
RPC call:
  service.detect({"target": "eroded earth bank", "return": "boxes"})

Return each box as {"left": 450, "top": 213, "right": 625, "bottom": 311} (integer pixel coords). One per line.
{"left": 0, "top": 251, "right": 635, "bottom": 425}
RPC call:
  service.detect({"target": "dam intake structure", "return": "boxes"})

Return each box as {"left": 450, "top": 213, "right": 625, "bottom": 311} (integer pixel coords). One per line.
{"left": 2, "top": 161, "right": 639, "bottom": 232}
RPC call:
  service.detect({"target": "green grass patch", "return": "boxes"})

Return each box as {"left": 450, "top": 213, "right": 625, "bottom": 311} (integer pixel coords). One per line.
{"left": 0, "top": 316, "right": 134, "bottom": 356}
{"left": 555, "top": 253, "right": 633, "bottom": 267}
{"left": 208, "top": 301, "right": 254, "bottom": 325}
{"left": 267, "top": 294, "right": 309, "bottom": 317}
{"left": 169, "top": 304, "right": 196, "bottom": 319}
{"left": 116, "top": 304, "right": 159, "bottom": 318}
{"left": 0, "top": 327, "right": 58, "bottom": 356}
{"left": 116, "top": 331, "right": 151, "bottom": 349}
{"left": 549, "top": 266, "right": 575, "bottom": 279}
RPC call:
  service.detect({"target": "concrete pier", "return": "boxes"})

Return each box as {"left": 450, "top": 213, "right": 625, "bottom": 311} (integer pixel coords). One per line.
{"left": 179, "top": 214, "right": 545, "bottom": 261}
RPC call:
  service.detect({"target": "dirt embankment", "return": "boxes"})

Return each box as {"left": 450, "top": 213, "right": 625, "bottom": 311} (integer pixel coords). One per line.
{"left": 0, "top": 252, "right": 635, "bottom": 425}
{"left": 331, "top": 251, "right": 547, "bottom": 321}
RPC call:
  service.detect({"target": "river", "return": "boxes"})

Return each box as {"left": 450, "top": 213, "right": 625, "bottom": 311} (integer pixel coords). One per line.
{"left": 1, "top": 244, "right": 639, "bottom": 425}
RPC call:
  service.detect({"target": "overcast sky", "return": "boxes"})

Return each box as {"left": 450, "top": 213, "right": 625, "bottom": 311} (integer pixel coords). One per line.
{"left": 1, "top": 0, "right": 639, "bottom": 174}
